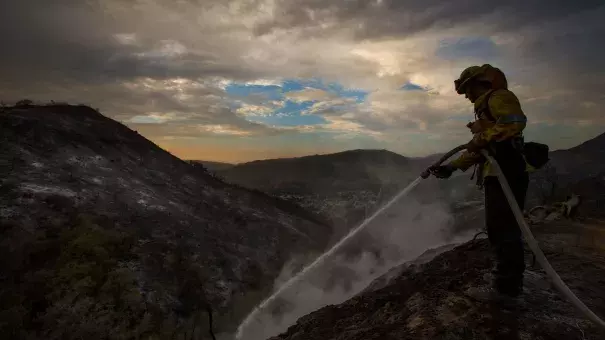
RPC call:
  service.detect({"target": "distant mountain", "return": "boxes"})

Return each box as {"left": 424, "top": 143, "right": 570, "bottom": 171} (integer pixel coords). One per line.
{"left": 527, "top": 131, "right": 605, "bottom": 214}
{"left": 0, "top": 104, "right": 330, "bottom": 338}
{"left": 218, "top": 149, "right": 481, "bottom": 240}
{"left": 221, "top": 149, "right": 420, "bottom": 194}
{"left": 218, "top": 132, "right": 605, "bottom": 239}
{"left": 548, "top": 131, "right": 605, "bottom": 177}
{"left": 562, "top": 131, "right": 605, "bottom": 155}
{"left": 188, "top": 160, "right": 235, "bottom": 172}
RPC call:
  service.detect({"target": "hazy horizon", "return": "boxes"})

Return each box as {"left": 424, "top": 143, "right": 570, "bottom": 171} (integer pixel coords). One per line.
{"left": 184, "top": 130, "right": 600, "bottom": 164}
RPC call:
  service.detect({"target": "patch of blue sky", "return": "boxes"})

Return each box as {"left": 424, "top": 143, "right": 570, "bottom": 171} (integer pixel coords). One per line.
{"left": 436, "top": 36, "right": 500, "bottom": 61}
{"left": 281, "top": 79, "right": 317, "bottom": 92}
{"left": 282, "top": 78, "right": 368, "bottom": 103}
{"left": 226, "top": 78, "right": 369, "bottom": 127}
{"left": 400, "top": 82, "right": 426, "bottom": 91}
{"left": 323, "top": 82, "right": 368, "bottom": 103}
{"left": 246, "top": 100, "right": 328, "bottom": 126}
{"left": 226, "top": 78, "right": 368, "bottom": 103}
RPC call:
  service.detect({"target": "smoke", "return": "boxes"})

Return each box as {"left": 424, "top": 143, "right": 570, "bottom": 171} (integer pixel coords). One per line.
{"left": 239, "top": 188, "right": 475, "bottom": 340}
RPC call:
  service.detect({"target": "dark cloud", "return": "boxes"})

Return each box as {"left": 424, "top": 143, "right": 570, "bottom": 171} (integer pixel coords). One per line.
{"left": 252, "top": 0, "right": 605, "bottom": 116}
{"left": 0, "top": 0, "right": 276, "bottom": 136}
{"left": 1, "top": 0, "right": 604, "bottom": 149}
{"left": 0, "top": 0, "right": 266, "bottom": 85}
{"left": 253, "top": 0, "right": 604, "bottom": 40}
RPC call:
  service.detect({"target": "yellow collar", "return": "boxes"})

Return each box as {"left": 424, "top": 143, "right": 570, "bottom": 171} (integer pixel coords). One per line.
{"left": 473, "top": 89, "right": 495, "bottom": 112}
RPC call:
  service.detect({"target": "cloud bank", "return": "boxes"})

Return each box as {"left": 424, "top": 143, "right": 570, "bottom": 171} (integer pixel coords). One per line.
{"left": 2, "top": 0, "right": 604, "bottom": 161}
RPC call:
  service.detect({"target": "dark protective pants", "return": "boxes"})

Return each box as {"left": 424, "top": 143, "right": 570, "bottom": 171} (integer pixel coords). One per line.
{"left": 483, "top": 141, "right": 529, "bottom": 296}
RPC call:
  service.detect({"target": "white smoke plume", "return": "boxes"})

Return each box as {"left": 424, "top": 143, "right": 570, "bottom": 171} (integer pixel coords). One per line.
{"left": 239, "top": 187, "right": 476, "bottom": 340}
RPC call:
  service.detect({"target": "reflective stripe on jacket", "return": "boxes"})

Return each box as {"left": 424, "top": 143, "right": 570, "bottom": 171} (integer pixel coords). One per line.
{"left": 450, "top": 89, "right": 532, "bottom": 182}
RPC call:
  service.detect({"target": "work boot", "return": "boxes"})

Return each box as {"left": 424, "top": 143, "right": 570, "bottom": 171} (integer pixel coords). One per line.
{"left": 464, "top": 286, "right": 521, "bottom": 307}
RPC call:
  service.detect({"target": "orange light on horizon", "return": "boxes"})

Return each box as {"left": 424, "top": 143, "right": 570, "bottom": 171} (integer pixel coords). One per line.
{"left": 159, "top": 142, "right": 339, "bottom": 164}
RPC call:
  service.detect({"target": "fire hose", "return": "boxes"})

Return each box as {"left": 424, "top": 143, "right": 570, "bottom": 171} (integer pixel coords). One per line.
{"left": 421, "top": 145, "right": 605, "bottom": 329}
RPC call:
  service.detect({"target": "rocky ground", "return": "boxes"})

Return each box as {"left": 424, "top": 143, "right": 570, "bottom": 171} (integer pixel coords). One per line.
{"left": 269, "top": 218, "right": 605, "bottom": 340}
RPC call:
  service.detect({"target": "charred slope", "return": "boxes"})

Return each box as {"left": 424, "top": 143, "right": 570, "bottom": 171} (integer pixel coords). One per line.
{"left": 0, "top": 104, "right": 330, "bottom": 339}
{"left": 270, "top": 219, "right": 605, "bottom": 340}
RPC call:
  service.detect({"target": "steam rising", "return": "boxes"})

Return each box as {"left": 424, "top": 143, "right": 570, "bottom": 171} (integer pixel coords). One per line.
{"left": 238, "top": 179, "right": 473, "bottom": 339}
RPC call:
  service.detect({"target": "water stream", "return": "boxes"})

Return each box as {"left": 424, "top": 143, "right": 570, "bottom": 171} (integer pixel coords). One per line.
{"left": 235, "top": 176, "right": 424, "bottom": 339}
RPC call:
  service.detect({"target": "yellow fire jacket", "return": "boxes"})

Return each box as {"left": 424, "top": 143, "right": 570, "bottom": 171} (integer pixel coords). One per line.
{"left": 450, "top": 88, "right": 532, "bottom": 182}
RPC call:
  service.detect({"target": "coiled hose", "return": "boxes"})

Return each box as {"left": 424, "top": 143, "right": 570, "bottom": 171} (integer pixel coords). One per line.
{"left": 422, "top": 145, "right": 605, "bottom": 329}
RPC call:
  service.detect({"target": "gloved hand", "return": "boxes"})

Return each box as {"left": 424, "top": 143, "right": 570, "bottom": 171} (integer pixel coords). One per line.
{"left": 429, "top": 164, "right": 457, "bottom": 179}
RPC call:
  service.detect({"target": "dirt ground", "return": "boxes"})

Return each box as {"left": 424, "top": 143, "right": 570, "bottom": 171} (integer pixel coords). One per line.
{"left": 270, "top": 218, "right": 605, "bottom": 340}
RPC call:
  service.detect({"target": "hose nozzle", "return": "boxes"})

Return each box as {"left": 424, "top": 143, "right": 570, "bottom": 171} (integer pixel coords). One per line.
{"left": 419, "top": 144, "right": 467, "bottom": 180}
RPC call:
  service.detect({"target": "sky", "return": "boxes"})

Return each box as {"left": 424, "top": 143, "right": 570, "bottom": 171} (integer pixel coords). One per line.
{"left": 2, "top": 0, "right": 605, "bottom": 163}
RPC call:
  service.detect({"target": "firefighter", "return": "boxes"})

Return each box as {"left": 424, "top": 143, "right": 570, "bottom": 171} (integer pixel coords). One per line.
{"left": 430, "top": 64, "right": 529, "bottom": 301}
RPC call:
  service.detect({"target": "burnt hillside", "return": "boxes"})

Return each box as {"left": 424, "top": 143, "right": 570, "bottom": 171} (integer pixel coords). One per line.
{"left": 0, "top": 103, "right": 331, "bottom": 339}
{"left": 270, "top": 219, "right": 605, "bottom": 340}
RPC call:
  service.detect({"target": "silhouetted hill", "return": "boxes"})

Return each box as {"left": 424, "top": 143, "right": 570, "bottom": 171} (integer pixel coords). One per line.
{"left": 222, "top": 149, "right": 420, "bottom": 194}
{"left": 526, "top": 131, "right": 605, "bottom": 215}
{"left": 219, "top": 132, "right": 605, "bottom": 241}
{"left": 219, "top": 149, "right": 481, "bottom": 240}
{"left": 564, "top": 131, "right": 605, "bottom": 155}
{"left": 189, "top": 160, "right": 235, "bottom": 172}
{"left": 547, "top": 131, "right": 605, "bottom": 178}
{"left": 0, "top": 103, "right": 331, "bottom": 338}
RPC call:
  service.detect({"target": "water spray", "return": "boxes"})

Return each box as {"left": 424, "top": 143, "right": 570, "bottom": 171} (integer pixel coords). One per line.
{"left": 235, "top": 147, "right": 465, "bottom": 339}
{"left": 236, "top": 144, "right": 605, "bottom": 339}
{"left": 235, "top": 177, "right": 423, "bottom": 338}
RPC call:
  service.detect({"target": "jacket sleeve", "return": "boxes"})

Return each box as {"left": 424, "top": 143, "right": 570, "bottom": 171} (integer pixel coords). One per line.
{"left": 449, "top": 149, "right": 481, "bottom": 171}
{"left": 472, "top": 89, "right": 527, "bottom": 147}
